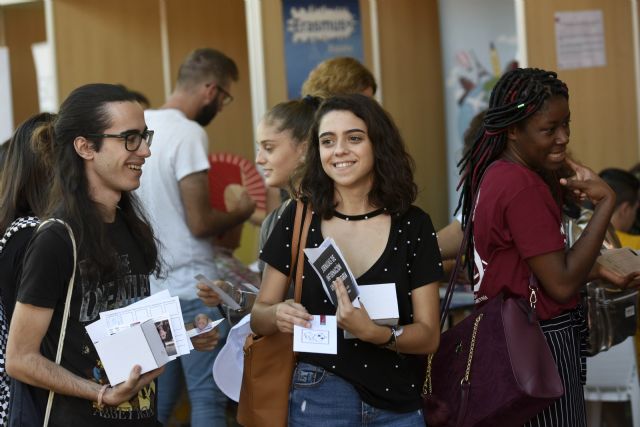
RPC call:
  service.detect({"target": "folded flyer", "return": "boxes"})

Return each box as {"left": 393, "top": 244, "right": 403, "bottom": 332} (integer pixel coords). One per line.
{"left": 304, "top": 237, "right": 360, "bottom": 307}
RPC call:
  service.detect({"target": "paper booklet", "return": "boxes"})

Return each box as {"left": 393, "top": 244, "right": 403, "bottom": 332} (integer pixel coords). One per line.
{"left": 304, "top": 237, "right": 360, "bottom": 307}
{"left": 95, "top": 290, "right": 192, "bottom": 358}
{"left": 597, "top": 247, "right": 640, "bottom": 277}
{"left": 85, "top": 291, "right": 191, "bottom": 384}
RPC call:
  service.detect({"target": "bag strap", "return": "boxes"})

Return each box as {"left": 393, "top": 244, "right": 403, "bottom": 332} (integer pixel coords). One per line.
{"left": 288, "top": 201, "right": 312, "bottom": 303}
{"left": 439, "top": 204, "right": 474, "bottom": 329}
{"left": 440, "top": 169, "right": 540, "bottom": 328}
{"left": 39, "top": 219, "right": 77, "bottom": 427}
{"left": 0, "top": 216, "right": 40, "bottom": 255}
{"left": 439, "top": 163, "right": 501, "bottom": 329}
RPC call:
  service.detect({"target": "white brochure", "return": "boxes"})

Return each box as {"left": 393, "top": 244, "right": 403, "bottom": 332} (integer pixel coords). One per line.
{"left": 99, "top": 294, "right": 191, "bottom": 359}
{"left": 293, "top": 314, "right": 338, "bottom": 355}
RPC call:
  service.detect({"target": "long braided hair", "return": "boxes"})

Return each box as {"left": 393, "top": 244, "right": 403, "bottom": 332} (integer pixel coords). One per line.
{"left": 456, "top": 68, "right": 569, "bottom": 274}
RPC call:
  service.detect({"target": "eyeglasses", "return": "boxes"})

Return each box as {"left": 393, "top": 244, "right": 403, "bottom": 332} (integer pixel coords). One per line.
{"left": 206, "top": 83, "right": 234, "bottom": 106}
{"left": 87, "top": 129, "right": 154, "bottom": 152}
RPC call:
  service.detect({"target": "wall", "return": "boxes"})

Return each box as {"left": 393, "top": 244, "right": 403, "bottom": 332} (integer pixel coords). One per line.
{"left": 165, "top": 0, "right": 253, "bottom": 162}
{"left": 262, "top": 0, "right": 448, "bottom": 227}
{"left": 1, "top": 1, "right": 45, "bottom": 127}
{"left": 53, "top": 0, "right": 254, "bottom": 162}
{"left": 377, "top": 0, "right": 447, "bottom": 227}
{"left": 53, "top": 0, "right": 164, "bottom": 109}
{"left": 525, "top": 0, "right": 639, "bottom": 172}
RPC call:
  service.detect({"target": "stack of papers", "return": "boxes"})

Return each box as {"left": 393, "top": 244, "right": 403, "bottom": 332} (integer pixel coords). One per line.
{"left": 597, "top": 248, "right": 640, "bottom": 276}
{"left": 86, "top": 290, "right": 192, "bottom": 384}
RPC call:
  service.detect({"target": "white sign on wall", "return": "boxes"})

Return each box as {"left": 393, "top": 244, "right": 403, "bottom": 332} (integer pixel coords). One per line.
{"left": 555, "top": 10, "right": 606, "bottom": 70}
{"left": 0, "top": 47, "right": 14, "bottom": 144}
{"left": 32, "top": 41, "right": 58, "bottom": 113}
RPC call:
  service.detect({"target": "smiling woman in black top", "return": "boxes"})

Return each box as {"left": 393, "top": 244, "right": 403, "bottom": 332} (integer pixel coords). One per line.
{"left": 252, "top": 94, "right": 443, "bottom": 426}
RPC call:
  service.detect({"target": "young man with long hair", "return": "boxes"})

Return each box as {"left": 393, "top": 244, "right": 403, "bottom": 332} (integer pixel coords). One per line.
{"left": 7, "top": 84, "right": 163, "bottom": 426}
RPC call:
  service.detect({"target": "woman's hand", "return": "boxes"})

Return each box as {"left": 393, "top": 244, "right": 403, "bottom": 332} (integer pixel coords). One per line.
{"left": 334, "top": 278, "right": 377, "bottom": 341}
{"left": 274, "top": 300, "right": 312, "bottom": 333}
{"left": 560, "top": 158, "right": 615, "bottom": 206}
{"left": 591, "top": 262, "right": 640, "bottom": 289}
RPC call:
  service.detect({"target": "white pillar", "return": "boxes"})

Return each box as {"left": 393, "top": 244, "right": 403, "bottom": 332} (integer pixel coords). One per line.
{"left": 244, "top": 0, "right": 268, "bottom": 142}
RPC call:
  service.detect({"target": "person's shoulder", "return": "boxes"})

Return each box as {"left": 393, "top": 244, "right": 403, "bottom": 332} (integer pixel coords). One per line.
{"left": 263, "top": 200, "right": 292, "bottom": 226}
{"left": 485, "top": 160, "right": 545, "bottom": 191}
{"left": 30, "top": 220, "right": 72, "bottom": 250}
{"left": 0, "top": 216, "right": 40, "bottom": 248}
{"left": 401, "top": 205, "right": 431, "bottom": 221}
{"left": 488, "top": 159, "right": 541, "bottom": 183}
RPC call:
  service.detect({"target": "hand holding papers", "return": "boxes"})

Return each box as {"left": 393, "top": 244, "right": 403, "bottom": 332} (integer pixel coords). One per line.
{"left": 187, "top": 318, "right": 225, "bottom": 338}
{"left": 195, "top": 274, "right": 242, "bottom": 310}
{"left": 338, "top": 281, "right": 400, "bottom": 339}
{"left": 194, "top": 275, "right": 259, "bottom": 326}
{"left": 304, "top": 237, "right": 360, "bottom": 307}
{"left": 187, "top": 317, "right": 224, "bottom": 352}
{"left": 85, "top": 291, "right": 225, "bottom": 385}
{"left": 597, "top": 248, "right": 640, "bottom": 277}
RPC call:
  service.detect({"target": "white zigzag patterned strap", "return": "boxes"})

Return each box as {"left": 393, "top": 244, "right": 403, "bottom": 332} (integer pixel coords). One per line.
{"left": 0, "top": 216, "right": 40, "bottom": 255}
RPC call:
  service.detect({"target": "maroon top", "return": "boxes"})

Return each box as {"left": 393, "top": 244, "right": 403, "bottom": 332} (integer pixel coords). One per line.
{"left": 472, "top": 159, "right": 577, "bottom": 320}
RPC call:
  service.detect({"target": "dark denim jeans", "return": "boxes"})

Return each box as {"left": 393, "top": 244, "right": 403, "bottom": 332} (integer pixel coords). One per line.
{"left": 289, "top": 362, "right": 425, "bottom": 427}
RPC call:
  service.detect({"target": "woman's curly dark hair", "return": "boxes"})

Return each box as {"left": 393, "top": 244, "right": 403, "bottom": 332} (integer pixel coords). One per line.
{"left": 295, "top": 94, "right": 416, "bottom": 218}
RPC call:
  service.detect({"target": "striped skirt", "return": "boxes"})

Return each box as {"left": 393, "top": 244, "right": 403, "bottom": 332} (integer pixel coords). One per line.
{"left": 523, "top": 308, "right": 588, "bottom": 427}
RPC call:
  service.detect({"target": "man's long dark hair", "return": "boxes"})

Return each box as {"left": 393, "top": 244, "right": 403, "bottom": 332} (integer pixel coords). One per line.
{"left": 295, "top": 94, "right": 416, "bottom": 218}
{"left": 41, "top": 83, "right": 161, "bottom": 277}
{"left": 456, "top": 68, "right": 569, "bottom": 276}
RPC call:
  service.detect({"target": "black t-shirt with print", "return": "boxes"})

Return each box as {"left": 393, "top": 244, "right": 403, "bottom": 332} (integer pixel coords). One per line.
{"left": 18, "top": 214, "right": 158, "bottom": 427}
{"left": 260, "top": 202, "right": 443, "bottom": 413}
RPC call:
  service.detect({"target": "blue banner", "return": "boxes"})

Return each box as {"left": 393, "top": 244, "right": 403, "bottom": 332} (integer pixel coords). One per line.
{"left": 282, "top": 0, "right": 364, "bottom": 99}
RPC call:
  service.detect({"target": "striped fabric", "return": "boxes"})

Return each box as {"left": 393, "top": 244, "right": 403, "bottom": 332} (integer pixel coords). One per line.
{"left": 524, "top": 308, "right": 588, "bottom": 427}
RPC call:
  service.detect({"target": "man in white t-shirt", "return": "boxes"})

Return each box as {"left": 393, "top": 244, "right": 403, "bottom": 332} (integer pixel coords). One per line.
{"left": 136, "top": 48, "right": 255, "bottom": 427}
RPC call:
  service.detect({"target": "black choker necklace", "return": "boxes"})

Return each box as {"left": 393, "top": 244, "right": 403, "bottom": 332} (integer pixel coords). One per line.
{"left": 333, "top": 208, "right": 386, "bottom": 221}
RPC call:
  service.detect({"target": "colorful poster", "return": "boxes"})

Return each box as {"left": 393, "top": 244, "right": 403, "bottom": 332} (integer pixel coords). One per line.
{"left": 438, "top": 0, "right": 518, "bottom": 216}
{"left": 282, "top": 0, "right": 364, "bottom": 99}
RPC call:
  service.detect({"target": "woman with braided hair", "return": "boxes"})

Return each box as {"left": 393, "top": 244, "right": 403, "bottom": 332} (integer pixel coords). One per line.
{"left": 456, "top": 67, "right": 635, "bottom": 426}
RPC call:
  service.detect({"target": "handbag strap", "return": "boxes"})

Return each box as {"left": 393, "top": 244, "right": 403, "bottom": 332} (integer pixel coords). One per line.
{"left": 439, "top": 199, "right": 475, "bottom": 329}
{"left": 440, "top": 211, "right": 540, "bottom": 329}
{"left": 288, "top": 201, "right": 312, "bottom": 303}
{"left": 39, "top": 219, "right": 77, "bottom": 427}
{"left": 439, "top": 163, "right": 539, "bottom": 328}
